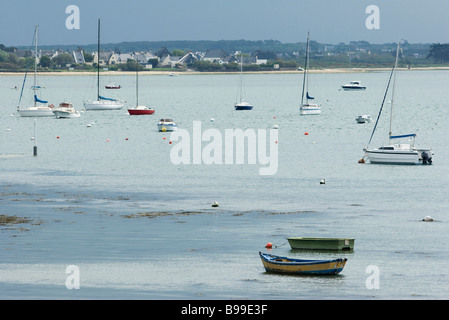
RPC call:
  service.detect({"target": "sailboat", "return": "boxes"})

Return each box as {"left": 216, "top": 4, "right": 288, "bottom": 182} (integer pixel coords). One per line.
{"left": 234, "top": 54, "right": 253, "bottom": 110}
{"left": 363, "top": 42, "right": 433, "bottom": 165}
{"left": 84, "top": 19, "right": 124, "bottom": 111}
{"left": 17, "top": 25, "right": 55, "bottom": 117}
{"left": 299, "top": 32, "right": 321, "bottom": 115}
{"left": 128, "top": 57, "right": 155, "bottom": 115}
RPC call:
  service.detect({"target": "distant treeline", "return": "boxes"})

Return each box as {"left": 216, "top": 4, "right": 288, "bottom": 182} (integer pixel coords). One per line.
{"left": 1, "top": 40, "right": 449, "bottom": 72}
{"left": 14, "top": 39, "right": 435, "bottom": 56}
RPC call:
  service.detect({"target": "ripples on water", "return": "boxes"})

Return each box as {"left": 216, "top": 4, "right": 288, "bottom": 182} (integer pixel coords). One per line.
{"left": 0, "top": 70, "right": 448, "bottom": 299}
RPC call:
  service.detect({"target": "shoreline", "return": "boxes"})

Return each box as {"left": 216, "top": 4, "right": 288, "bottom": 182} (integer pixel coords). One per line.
{"left": 1, "top": 66, "right": 448, "bottom": 76}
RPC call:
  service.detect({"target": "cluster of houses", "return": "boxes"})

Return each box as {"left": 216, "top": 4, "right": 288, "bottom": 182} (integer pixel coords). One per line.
{"left": 13, "top": 46, "right": 269, "bottom": 69}
{"left": 92, "top": 47, "right": 269, "bottom": 68}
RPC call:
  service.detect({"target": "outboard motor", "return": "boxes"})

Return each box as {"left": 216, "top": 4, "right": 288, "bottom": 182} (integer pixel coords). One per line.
{"left": 421, "top": 151, "right": 432, "bottom": 165}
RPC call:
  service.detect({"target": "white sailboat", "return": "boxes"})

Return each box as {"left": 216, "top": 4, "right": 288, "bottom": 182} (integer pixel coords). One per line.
{"left": 84, "top": 19, "right": 124, "bottom": 111}
{"left": 17, "top": 25, "right": 55, "bottom": 117}
{"left": 234, "top": 54, "right": 253, "bottom": 110}
{"left": 299, "top": 32, "right": 321, "bottom": 115}
{"left": 363, "top": 42, "right": 433, "bottom": 165}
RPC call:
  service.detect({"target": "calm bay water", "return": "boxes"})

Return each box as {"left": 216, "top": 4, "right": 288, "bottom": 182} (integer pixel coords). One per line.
{"left": 0, "top": 70, "right": 448, "bottom": 300}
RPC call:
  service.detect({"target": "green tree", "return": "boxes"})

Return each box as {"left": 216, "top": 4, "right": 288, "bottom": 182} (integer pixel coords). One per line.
{"left": 147, "top": 58, "right": 158, "bottom": 68}
{"left": 39, "top": 55, "right": 51, "bottom": 68}
{"left": 22, "top": 57, "right": 35, "bottom": 69}
{"left": 171, "top": 49, "right": 185, "bottom": 56}
{"left": 84, "top": 52, "right": 93, "bottom": 62}
{"left": 52, "top": 53, "right": 74, "bottom": 67}
{"left": 427, "top": 43, "right": 449, "bottom": 63}
{"left": 0, "top": 50, "right": 9, "bottom": 62}
{"left": 120, "top": 59, "right": 140, "bottom": 71}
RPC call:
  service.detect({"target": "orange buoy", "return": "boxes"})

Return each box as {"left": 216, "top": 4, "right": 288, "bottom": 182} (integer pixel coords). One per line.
{"left": 304, "top": 132, "right": 309, "bottom": 135}
{"left": 265, "top": 242, "right": 273, "bottom": 249}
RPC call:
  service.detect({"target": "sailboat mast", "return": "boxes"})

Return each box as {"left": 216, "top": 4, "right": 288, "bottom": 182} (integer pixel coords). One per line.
{"left": 34, "top": 25, "right": 38, "bottom": 107}
{"left": 301, "top": 33, "right": 309, "bottom": 106}
{"left": 239, "top": 53, "right": 243, "bottom": 103}
{"left": 136, "top": 56, "right": 139, "bottom": 107}
{"left": 389, "top": 42, "right": 400, "bottom": 141}
{"left": 97, "top": 19, "right": 100, "bottom": 100}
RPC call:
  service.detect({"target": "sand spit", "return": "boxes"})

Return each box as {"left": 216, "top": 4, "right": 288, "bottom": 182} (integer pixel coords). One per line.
{"left": 1, "top": 67, "right": 448, "bottom": 77}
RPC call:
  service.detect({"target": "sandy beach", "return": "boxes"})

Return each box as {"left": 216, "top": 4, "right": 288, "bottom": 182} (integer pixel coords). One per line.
{"left": 1, "top": 66, "right": 448, "bottom": 77}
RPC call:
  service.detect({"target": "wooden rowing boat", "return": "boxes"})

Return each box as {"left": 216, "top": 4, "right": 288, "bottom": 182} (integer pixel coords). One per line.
{"left": 287, "top": 237, "right": 354, "bottom": 251}
{"left": 259, "top": 252, "right": 347, "bottom": 275}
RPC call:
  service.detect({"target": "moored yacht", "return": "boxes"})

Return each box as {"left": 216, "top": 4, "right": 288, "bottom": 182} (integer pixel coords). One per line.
{"left": 17, "top": 25, "right": 55, "bottom": 117}
{"left": 355, "top": 115, "right": 372, "bottom": 123}
{"left": 157, "top": 119, "right": 177, "bottom": 132}
{"left": 364, "top": 135, "right": 433, "bottom": 165}
{"left": 299, "top": 32, "right": 321, "bottom": 115}
{"left": 84, "top": 19, "right": 124, "bottom": 111}
{"left": 341, "top": 81, "right": 366, "bottom": 90}
{"left": 363, "top": 42, "right": 433, "bottom": 165}
{"left": 53, "top": 102, "right": 81, "bottom": 118}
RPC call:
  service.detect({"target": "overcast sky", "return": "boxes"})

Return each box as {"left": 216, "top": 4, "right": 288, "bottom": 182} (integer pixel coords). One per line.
{"left": 1, "top": 0, "right": 448, "bottom": 47}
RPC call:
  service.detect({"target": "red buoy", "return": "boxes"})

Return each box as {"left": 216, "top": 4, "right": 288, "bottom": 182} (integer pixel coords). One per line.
{"left": 265, "top": 242, "right": 273, "bottom": 249}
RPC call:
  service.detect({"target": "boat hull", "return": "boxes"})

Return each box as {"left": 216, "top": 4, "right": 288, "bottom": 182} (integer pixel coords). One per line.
{"left": 365, "top": 149, "right": 421, "bottom": 164}
{"left": 287, "top": 237, "right": 354, "bottom": 251}
{"left": 157, "top": 124, "right": 177, "bottom": 132}
{"left": 300, "top": 104, "right": 321, "bottom": 115}
{"left": 342, "top": 86, "right": 366, "bottom": 90}
{"left": 128, "top": 108, "right": 155, "bottom": 115}
{"left": 53, "top": 110, "right": 80, "bottom": 118}
{"left": 356, "top": 115, "right": 372, "bottom": 123}
{"left": 259, "top": 252, "right": 347, "bottom": 275}
{"left": 18, "top": 107, "right": 55, "bottom": 117}
{"left": 235, "top": 102, "right": 253, "bottom": 110}
{"left": 84, "top": 100, "right": 124, "bottom": 110}
{"left": 235, "top": 105, "right": 253, "bottom": 110}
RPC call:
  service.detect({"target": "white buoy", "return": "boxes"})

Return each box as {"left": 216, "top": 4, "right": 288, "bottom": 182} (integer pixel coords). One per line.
{"left": 422, "top": 216, "right": 434, "bottom": 222}
{"left": 273, "top": 124, "right": 279, "bottom": 129}
{"left": 210, "top": 118, "right": 215, "bottom": 122}
{"left": 320, "top": 179, "right": 325, "bottom": 184}
{"left": 212, "top": 200, "right": 219, "bottom": 207}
